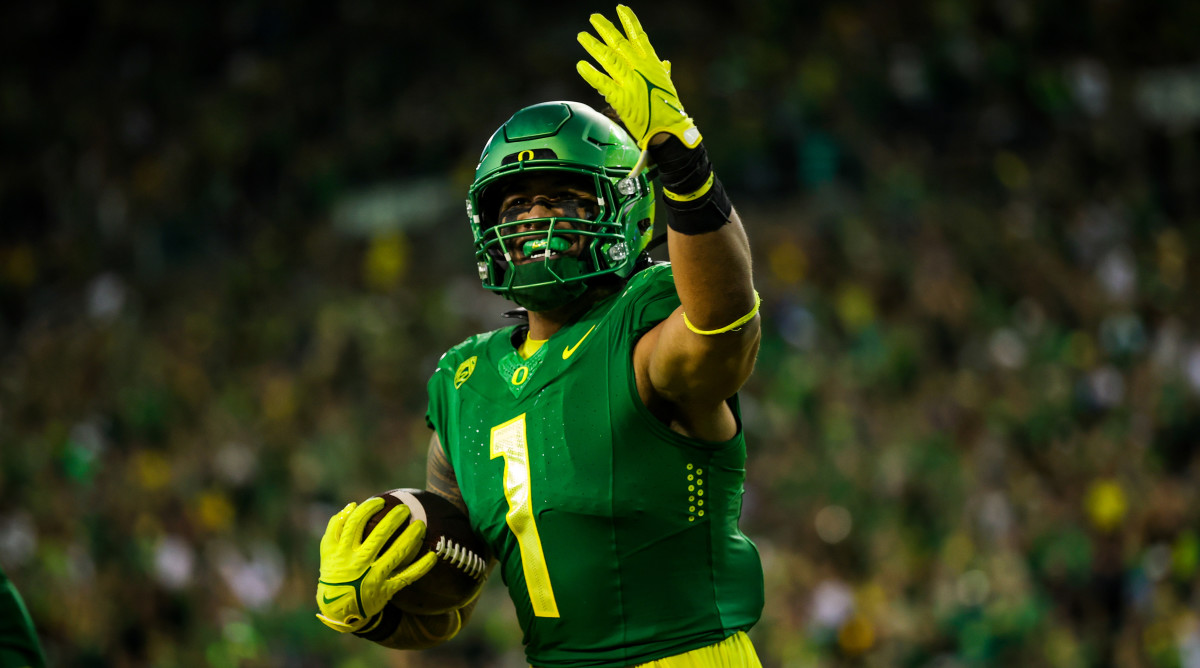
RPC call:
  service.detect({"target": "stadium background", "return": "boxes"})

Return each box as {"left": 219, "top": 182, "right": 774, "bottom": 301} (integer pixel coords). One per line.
{"left": 2, "top": 0, "right": 1199, "bottom": 666}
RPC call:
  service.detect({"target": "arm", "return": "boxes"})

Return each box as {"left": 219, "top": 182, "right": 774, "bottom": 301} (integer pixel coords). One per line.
{"left": 366, "top": 433, "right": 491, "bottom": 650}
{"left": 640, "top": 207, "right": 759, "bottom": 427}
{"left": 579, "top": 6, "right": 760, "bottom": 440}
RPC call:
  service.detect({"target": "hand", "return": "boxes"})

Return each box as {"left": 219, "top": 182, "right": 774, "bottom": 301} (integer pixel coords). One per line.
{"left": 577, "top": 5, "right": 702, "bottom": 149}
{"left": 315, "top": 498, "right": 438, "bottom": 634}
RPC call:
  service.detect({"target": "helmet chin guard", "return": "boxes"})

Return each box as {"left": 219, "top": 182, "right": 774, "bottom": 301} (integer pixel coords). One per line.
{"left": 504, "top": 257, "right": 589, "bottom": 311}
{"left": 467, "top": 101, "right": 655, "bottom": 311}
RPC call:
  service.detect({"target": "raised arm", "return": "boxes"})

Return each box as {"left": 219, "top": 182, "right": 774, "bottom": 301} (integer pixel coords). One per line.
{"left": 578, "top": 6, "right": 760, "bottom": 439}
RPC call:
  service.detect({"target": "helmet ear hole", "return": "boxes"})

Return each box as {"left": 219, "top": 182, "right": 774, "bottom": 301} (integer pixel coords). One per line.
{"left": 477, "top": 188, "right": 502, "bottom": 229}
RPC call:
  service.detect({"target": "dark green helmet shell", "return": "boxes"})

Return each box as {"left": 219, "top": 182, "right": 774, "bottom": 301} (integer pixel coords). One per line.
{"left": 466, "top": 101, "right": 655, "bottom": 310}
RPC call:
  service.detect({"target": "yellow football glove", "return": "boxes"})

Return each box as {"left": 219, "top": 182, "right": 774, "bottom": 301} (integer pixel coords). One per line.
{"left": 577, "top": 5, "right": 702, "bottom": 149}
{"left": 315, "top": 497, "right": 438, "bottom": 634}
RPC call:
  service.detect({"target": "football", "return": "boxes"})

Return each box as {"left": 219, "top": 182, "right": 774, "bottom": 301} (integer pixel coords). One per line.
{"left": 362, "top": 488, "right": 490, "bottom": 615}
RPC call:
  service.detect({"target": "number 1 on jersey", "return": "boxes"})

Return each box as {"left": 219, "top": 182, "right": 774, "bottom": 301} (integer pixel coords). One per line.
{"left": 490, "top": 414, "right": 561, "bottom": 618}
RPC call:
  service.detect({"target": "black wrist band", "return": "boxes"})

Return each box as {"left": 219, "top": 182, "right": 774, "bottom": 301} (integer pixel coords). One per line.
{"left": 650, "top": 136, "right": 733, "bottom": 235}
{"left": 663, "top": 178, "right": 733, "bottom": 235}
{"left": 651, "top": 136, "right": 714, "bottom": 196}
{"left": 354, "top": 605, "right": 404, "bottom": 642}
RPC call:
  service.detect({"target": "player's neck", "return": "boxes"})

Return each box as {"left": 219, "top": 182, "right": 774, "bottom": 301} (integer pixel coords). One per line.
{"left": 525, "top": 300, "right": 591, "bottom": 340}
{"left": 523, "top": 286, "right": 613, "bottom": 339}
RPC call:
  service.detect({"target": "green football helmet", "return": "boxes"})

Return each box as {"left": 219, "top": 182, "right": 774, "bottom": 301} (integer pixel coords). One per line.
{"left": 467, "top": 101, "right": 655, "bottom": 311}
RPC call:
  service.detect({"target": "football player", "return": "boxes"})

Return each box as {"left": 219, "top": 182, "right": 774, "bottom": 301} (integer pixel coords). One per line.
{"left": 316, "top": 6, "right": 765, "bottom": 666}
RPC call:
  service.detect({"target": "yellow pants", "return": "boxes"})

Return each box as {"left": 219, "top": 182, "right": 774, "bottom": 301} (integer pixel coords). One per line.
{"left": 531, "top": 632, "right": 762, "bottom": 668}
{"left": 635, "top": 631, "right": 762, "bottom": 668}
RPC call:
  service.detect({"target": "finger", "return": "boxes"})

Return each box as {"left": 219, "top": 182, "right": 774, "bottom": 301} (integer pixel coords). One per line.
{"left": 576, "top": 61, "right": 618, "bottom": 99}
{"left": 343, "top": 497, "right": 386, "bottom": 546}
{"left": 384, "top": 551, "right": 439, "bottom": 596}
{"left": 616, "top": 5, "right": 658, "bottom": 61}
{"left": 321, "top": 502, "right": 356, "bottom": 550}
{"left": 377, "top": 518, "right": 427, "bottom": 572}
{"left": 360, "top": 504, "right": 412, "bottom": 556}
{"left": 577, "top": 31, "right": 621, "bottom": 74}
{"left": 579, "top": 32, "right": 635, "bottom": 95}
{"left": 588, "top": 12, "right": 628, "bottom": 51}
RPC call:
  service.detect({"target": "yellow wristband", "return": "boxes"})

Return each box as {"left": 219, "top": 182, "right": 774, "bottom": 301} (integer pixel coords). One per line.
{"left": 683, "top": 291, "right": 762, "bottom": 335}
{"left": 663, "top": 172, "right": 715, "bottom": 202}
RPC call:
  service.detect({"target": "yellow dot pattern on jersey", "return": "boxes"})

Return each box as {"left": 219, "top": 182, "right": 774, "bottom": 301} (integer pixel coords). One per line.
{"left": 687, "top": 464, "right": 706, "bottom": 522}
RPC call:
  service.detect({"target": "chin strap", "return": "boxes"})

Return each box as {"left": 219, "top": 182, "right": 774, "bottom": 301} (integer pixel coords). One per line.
{"left": 501, "top": 308, "right": 530, "bottom": 320}
{"left": 627, "top": 148, "right": 651, "bottom": 180}
{"left": 644, "top": 233, "right": 668, "bottom": 254}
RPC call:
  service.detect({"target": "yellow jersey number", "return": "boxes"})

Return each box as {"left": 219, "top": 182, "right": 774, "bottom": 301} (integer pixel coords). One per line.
{"left": 489, "top": 414, "right": 561, "bottom": 618}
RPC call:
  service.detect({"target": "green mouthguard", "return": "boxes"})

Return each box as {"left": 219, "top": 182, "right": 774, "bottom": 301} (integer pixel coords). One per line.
{"left": 521, "top": 236, "right": 571, "bottom": 258}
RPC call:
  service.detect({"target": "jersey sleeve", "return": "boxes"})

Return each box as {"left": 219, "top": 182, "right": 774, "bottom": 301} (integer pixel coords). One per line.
{"left": 424, "top": 341, "right": 475, "bottom": 469}
{"left": 624, "top": 263, "right": 682, "bottom": 335}
{"left": 424, "top": 330, "right": 507, "bottom": 470}
{"left": 425, "top": 357, "right": 450, "bottom": 431}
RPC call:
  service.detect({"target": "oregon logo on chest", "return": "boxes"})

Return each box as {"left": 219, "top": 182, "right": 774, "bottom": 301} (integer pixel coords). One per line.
{"left": 497, "top": 346, "right": 545, "bottom": 398}
{"left": 511, "top": 365, "right": 530, "bottom": 386}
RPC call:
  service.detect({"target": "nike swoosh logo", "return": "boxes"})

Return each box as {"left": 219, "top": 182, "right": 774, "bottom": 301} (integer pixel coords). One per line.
{"left": 562, "top": 324, "right": 598, "bottom": 360}
{"left": 322, "top": 592, "right": 349, "bottom": 605}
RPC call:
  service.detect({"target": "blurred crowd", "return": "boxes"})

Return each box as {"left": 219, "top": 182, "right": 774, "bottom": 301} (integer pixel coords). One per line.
{"left": 1, "top": 0, "right": 1198, "bottom": 666}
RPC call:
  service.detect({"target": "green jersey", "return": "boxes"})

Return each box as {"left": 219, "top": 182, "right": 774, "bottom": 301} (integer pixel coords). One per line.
{"left": 426, "top": 264, "right": 764, "bottom": 667}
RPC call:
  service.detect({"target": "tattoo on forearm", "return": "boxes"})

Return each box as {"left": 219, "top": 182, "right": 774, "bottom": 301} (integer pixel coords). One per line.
{"left": 426, "top": 435, "right": 468, "bottom": 516}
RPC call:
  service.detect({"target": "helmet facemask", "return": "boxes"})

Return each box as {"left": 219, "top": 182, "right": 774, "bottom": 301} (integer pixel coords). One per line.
{"left": 466, "top": 102, "right": 655, "bottom": 311}
{"left": 472, "top": 169, "right": 643, "bottom": 311}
